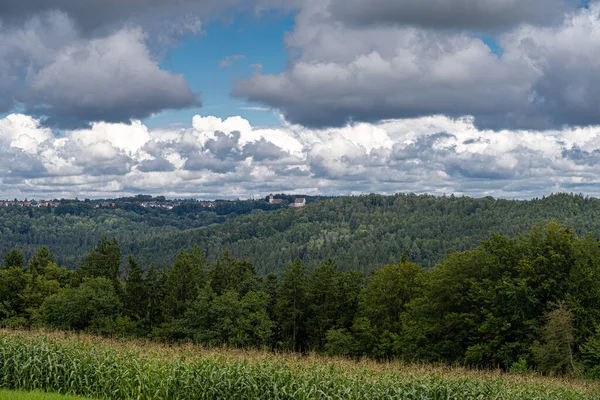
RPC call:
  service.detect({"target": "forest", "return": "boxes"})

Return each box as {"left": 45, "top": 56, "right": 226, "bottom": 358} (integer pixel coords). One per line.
{"left": 2, "top": 219, "right": 600, "bottom": 378}
{"left": 5, "top": 193, "right": 600, "bottom": 273}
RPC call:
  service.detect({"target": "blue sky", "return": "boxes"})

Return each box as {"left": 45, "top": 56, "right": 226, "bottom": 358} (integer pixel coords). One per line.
{"left": 147, "top": 13, "right": 295, "bottom": 129}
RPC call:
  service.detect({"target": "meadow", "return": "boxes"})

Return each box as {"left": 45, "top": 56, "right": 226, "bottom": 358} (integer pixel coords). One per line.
{"left": 0, "top": 330, "right": 597, "bottom": 400}
{"left": 0, "top": 389, "right": 91, "bottom": 399}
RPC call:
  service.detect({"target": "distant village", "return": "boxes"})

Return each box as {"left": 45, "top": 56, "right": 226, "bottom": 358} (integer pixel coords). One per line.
{"left": 0, "top": 200, "right": 60, "bottom": 208}
{"left": 0, "top": 195, "right": 307, "bottom": 210}
{"left": 0, "top": 199, "right": 215, "bottom": 210}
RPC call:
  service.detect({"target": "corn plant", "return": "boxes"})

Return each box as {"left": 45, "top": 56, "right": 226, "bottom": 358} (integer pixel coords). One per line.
{"left": 0, "top": 331, "right": 596, "bottom": 400}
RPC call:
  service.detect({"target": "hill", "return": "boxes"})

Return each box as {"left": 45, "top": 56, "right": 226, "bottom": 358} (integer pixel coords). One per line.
{"left": 0, "top": 196, "right": 302, "bottom": 268}
{"left": 130, "top": 192, "right": 600, "bottom": 273}
{"left": 4, "top": 193, "right": 600, "bottom": 272}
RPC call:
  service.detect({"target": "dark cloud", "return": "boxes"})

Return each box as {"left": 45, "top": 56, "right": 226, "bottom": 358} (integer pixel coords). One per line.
{"left": 0, "top": 0, "right": 247, "bottom": 35}
{"left": 184, "top": 156, "right": 238, "bottom": 173}
{"left": 243, "top": 138, "right": 290, "bottom": 161}
{"left": 328, "top": 0, "right": 570, "bottom": 30}
{"left": 183, "top": 131, "right": 242, "bottom": 173}
{"left": 137, "top": 157, "right": 176, "bottom": 172}
{"left": 0, "top": 14, "right": 199, "bottom": 129}
{"left": 182, "top": 130, "right": 292, "bottom": 172}
{"left": 204, "top": 131, "right": 242, "bottom": 159}
{"left": 445, "top": 155, "right": 516, "bottom": 180}
{"left": 233, "top": 4, "right": 600, "bottom": 131}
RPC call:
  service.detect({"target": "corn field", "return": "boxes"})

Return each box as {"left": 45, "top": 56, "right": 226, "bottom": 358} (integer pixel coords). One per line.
{"left": 0, "top": 330, "right": 597, "bottom": 400}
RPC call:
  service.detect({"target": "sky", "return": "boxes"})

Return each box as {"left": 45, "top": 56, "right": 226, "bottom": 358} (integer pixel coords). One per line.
{"left": 2, "top": 0, "right": 600, "bottom": 199}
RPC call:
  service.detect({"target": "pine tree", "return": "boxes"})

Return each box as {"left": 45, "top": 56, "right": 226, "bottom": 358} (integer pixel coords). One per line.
{"left": 162, "top": 246, "right": 207, "bottom": 321}
{"left": 123, "top": 255, "right": 147, "bottom": 321}
{"left": 3, "top": 249, "right": 24, "bottom": 269}
{"left": 27, "top": 247, "right": 55, "bottom": 277}
{"left": 275, "top": 259, "right": 308, "bottom": 351}
{"left": 209, "top": 250, "right": 258, "bottom": 295}
{"left": 306, "top": 259, "right": 347, "bottom": 350}
{"left": 532, "top": 301, "right": 577, "bottom": 375}
{"left": 79, "top": 236, "right": 122, "bottom": 283}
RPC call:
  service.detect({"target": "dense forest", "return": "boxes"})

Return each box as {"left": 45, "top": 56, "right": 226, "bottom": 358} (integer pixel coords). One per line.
{"left": 134, "top": 192, "right": 600, "bottom": 272}
{"left": 5, "top": 193, "right": 600, "bottom": 273}
{"left": 2, "top": 220, "right": 600, "bottom": 378}
{"left": 0, "top": 196, "right": 296, "bottom": 267}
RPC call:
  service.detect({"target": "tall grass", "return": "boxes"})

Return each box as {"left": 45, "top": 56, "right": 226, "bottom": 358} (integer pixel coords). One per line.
{"left": 0, "top": 330, "right": 597, "bottom": 399}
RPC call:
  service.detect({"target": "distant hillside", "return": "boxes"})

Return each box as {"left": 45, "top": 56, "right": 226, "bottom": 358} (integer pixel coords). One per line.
{"left": 0, "top": 197, "right": 309, "bottom": 267}
{"left": 129, "top": 193, "right": 600, "bottom": 274}
{"left": 4, "top": 192, "right": 600, "bottom": 273}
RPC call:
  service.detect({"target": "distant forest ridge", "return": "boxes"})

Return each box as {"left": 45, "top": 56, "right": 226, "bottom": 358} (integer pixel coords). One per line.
{"left": 2, "top": 192, "right": 600, "bottom": 272}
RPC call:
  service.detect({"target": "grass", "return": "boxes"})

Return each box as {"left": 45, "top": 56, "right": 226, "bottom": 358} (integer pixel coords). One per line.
{"left": 0, "top": 329, "right": 598, "bottom": 399}
{"left": 0, "top": 389, "right": 92, "bottom": 399}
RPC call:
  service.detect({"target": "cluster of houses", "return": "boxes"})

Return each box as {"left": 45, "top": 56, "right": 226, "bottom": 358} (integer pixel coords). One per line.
{"left": 139, "top": 200, "right": 216, "bottom": 209}
{"left": 0, "top": 195, "right": 306, "bottom": 210}
{"left": 0, "top": 200, "right": 60, "bottom": 208}
{"left": 268, "top": 194, "right": 306, "bottom": 208}
{"left": 139, "top": 201, "right": 183, "bottom": 210}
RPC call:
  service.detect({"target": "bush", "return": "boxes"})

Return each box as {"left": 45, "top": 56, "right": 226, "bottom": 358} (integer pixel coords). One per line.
{"left": 42, "top": 277, "right": 120, "bottom": 331}
{"left": 509, "top": 358, "right": 532, "bottom": 375}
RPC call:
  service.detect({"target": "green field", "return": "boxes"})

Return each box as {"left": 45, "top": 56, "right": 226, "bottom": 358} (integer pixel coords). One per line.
{"left": 0, "top": 389, "right": 91, "bottom": 399}
{"left": 0, "top": 330, "right": 597, "bottom": 400}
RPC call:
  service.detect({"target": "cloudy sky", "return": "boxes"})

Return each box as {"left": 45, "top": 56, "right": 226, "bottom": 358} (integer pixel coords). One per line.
{"left": 2, "top": 0, "right": 600, "bottom": 199}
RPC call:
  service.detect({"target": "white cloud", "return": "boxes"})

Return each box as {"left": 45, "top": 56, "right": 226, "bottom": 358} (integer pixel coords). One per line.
{"left": 2, "top": 113, "right": 600, "bottom": 199}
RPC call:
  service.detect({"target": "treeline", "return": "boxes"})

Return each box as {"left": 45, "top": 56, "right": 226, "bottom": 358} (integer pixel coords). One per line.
{"left": 2, "top": 221, "right": 600, "bottom": 378}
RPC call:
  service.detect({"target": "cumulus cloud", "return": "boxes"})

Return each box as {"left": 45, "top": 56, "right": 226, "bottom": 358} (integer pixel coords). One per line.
{"left": 233, "top": 2, "right": 600, "bottom": 130}
{"left": 2, "top": 113, "right": 600, "bottom": 199}
{"left": 0, "top": 12, "right": 199, "bottom": 128}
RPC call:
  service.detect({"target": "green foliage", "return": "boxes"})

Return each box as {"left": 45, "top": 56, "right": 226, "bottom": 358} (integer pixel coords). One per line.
{"left": 305, "top": 260, "right": 361, "bottom": 350}
{"left": 78, "top": 236, "right": 121, "bottom": 284}
{"left": 3, "top": 249, "right": 24, "bottom": 269}
{"left": 183, "top": 287, "right": 275, "bottom": 348}
{"left": 133, "top": 193, "right": 600, "bottom": 273}
{"left": 122, "top": 255, "right": 147, "bottom": 322}
{"left": 42, "top": 277, "right": 120, "bottom": 331}
{"left": 0, "top": 267, "right": 27, "bottom": 324}
{"left": 27, "top": 247, "right": 55, "bottom": 277}
{"left": 509, "top": 358, "right": 533, "bottom": 375}
{"left": 581, "top": 328, "right": 600, "bottom": 378}
{"left": 532, "top": 301, "right": 577, "bottom": 376}
{"left": 161, "top": 246, "right": 206, "bottom": 323}
{"left": 361, "top": 261, "right": 425, "bottom": 337}
{"left": 6, "top": 193, "right": 600, "bottom": 275}
{"left": 209, "top": 251, "right": 258, "bottom": 295}
{"left": 275, "top": 259, "right": 308, "bottom": 351}
{"left": 0, "top": 197, "right": 290, "bottom": 269}
{"left": 324, "top": 328, "right": 355, "bottom": 356}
